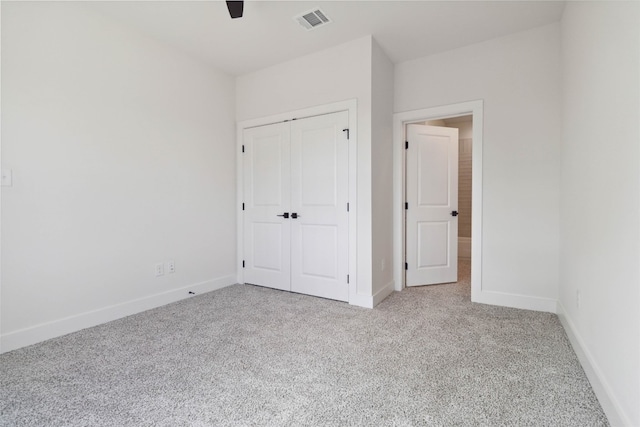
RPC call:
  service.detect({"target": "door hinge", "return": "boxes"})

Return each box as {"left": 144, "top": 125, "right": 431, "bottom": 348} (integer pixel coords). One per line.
{"left": 405, "top": 141, "right": 409, "bottom": 149}
{"left": 343, "top": 128, "right": 350, "bottom": 140}
{"left": 242, "top": 145, "right": 245, "bottom": 153}
{"left": 405, "top": 262, "right": 408, "bottom": 270}
{"left": 347, "top": 203, "right": 350, "bottom": 212}
{"left": 242, "top": 203, "right": 245, "bottom": 211}
{"left": 242, "top": 260, "right": 245, "bottom": 268}
{"left": 405, "top": 202, "right": 408, "bottom": 210}
{"left": 347, "top": 274, "right": 349, "bottom": 284}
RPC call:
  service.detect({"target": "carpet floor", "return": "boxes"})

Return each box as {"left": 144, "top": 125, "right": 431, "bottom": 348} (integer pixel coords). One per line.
{"left": 0, "top": 260, "right": 608, "bottom": 426}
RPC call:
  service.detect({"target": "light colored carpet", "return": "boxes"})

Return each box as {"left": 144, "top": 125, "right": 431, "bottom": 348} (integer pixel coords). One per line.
{"left": 0, "top": 260, "right": 608, "bottom": 426}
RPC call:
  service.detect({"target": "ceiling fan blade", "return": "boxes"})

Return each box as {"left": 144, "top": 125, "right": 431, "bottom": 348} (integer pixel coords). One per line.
{"left": 226, "top": 1, "right": 244, "bottom": 19}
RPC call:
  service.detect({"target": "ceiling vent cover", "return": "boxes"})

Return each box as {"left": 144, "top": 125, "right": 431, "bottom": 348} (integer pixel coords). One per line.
{"left": 294, "top": 8, "right": 332, "bottom": 31}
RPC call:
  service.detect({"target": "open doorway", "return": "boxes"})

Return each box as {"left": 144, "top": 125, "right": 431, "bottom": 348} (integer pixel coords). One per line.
{"left": 392, "top": 100, "right": 483, "bottom": 303}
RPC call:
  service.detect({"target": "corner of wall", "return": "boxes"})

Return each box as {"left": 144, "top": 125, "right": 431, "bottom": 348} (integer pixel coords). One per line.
{"left": 370, "top": 36, "right": 395, "bottom": 297}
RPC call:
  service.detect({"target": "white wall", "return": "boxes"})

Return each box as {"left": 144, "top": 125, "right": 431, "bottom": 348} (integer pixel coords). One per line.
{"left": 370, "top": 39, "right": 394, "bottom": 301}
{"left": 559, "top": 2, "right": 640, "bottom": 425}
{"left": 1, "top": 2, "right": 236, "bottom": 352}
{"left": 236, "top": 36, "right": 375, "bottom": 301}
{"left": 395, "top": 23, "right": 562, "bottom": 307}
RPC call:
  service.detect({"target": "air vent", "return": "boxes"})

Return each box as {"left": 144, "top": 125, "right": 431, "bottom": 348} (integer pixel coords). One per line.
{"left": 294, "top": 8, "right": 331, "bottom": 31}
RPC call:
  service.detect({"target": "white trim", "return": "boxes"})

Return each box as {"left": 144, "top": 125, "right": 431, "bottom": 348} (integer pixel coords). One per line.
{"left": 393, "top": 100, "right": 483, "bottom": 304}
{"left": 373, "top": 280, "right": 395, "bottom": 307}
{"left": 236, "top": 100, "right": 360, "bottom": 306}
{"left": 0, "top": 275, "right": 236, "bottom": 354}
{"left": 348, "top": 293, "right": 374, "bottom": 309}
{"left": 346, "top": 280, "right": 395, "bottom": 310}
{"left": 474, "top": 290, "right": 557, "bottom": 313}
{"left": 557, "top": 302, "right": 630, "bottom": 426}
{"left": 238, "top": 100, "right": 357, "bottom": 130}
{"left": 0, "top": 2, "right": 4, "bottom": 353}
{"left": 236, "top": 122, "right": 245, "bottom": 285}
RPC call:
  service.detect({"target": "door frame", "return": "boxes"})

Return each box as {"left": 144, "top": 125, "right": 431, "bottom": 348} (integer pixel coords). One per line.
{"left": 393, "top": 100, "right": 483, "bottom": 302}
{"left": 237, "top": 99, "right": 358, "bottom": 304}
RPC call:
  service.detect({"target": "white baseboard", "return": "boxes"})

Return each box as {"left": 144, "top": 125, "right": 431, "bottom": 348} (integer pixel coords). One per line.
{"left": 0, "top": 275, "right": 236, "bottom": 354}
{"left": 349, "top": 280, "right": 395, "bottom": 309}
{"left": 373, "top": 280, "right": 395, "bottom": 307}
{"left": 557, "top": 302, "right": 630, "bottom": 427}
{"left": 472, "top": 289, "right": 557, "bottom": 313}
{"left": 349, "top": 292, "right": 374, "bottom": 309}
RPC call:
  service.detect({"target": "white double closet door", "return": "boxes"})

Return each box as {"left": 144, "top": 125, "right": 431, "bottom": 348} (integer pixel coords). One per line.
{"left": 243, "top": 111, "right": 349, "bottom": 302}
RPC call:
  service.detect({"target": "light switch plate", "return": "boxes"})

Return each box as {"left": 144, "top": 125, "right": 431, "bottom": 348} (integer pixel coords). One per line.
{"left": 1, "top": 169, "right": 12, "bottom": 187}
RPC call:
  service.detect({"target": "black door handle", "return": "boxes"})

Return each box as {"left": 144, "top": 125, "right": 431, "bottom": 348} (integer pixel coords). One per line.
{"left": 291, "top": 213, "right": 299, "bottom": 219}
{"left": 451, "top": 211, "right": 459, "bottom": 217}
{"left": 277, "top": 213, "right": 289, "bottom": 218}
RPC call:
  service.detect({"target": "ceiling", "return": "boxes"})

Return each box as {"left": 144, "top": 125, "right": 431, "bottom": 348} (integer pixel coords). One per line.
{"left": 84, "top": 1, "right": 566, "bottom": 76}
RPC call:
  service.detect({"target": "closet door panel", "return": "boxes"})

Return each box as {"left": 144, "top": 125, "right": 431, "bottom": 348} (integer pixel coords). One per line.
{"left": 243, "top": 123, "right": 291, "bottom": 291}
{"left": 290, "top": 111, "right": 349, "bottom": 302}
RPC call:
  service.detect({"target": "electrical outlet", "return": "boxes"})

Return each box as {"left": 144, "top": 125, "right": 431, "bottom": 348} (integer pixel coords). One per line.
{"left": 155, "top": 263, "right": 164, "bottom": 277}
{"left": 381, "top": 259, "right": 386, "bottom": 272}
{"left": 576, "top": 289, "right": 581, "bottom": 309}
{"left": 167, "top": 260, "right": 175, "bottom": 274}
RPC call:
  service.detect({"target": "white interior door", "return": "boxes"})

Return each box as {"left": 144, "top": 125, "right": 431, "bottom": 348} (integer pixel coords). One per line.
{"left": 243, "top": 111, "right": 349, "bottom": 301}
{"left": 290, "top": 111, "right": 349, "bottom": 301}
{"left": 243, "top": 122, "right": 291, "bottom": 291}
{"left": 406, "top": 124, "right": 459, "bottom": 286}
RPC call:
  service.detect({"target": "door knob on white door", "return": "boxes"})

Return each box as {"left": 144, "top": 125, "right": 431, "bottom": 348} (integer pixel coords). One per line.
{"left": 277, "top": 213, "right": 290, "bottom": 218}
